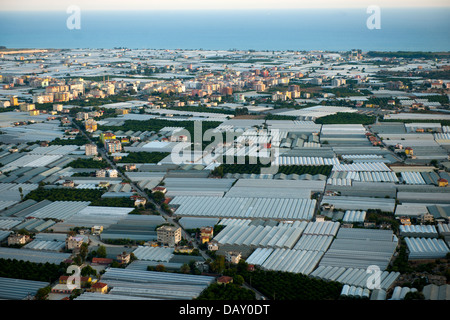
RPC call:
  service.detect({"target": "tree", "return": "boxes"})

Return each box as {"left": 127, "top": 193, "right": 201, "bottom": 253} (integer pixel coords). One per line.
{"left": 151, "top": 191, "right": 165, "bottom": 204}
{"left": 35, "top": 286, "right": 51, "bottom": 300}
{"left": 73, "top": 255, "right": 83, "bottom": 266}
{"left": 155, "top": 264, "right": 166, "bottom": 272}
{"left": 96, "top": 245, "right": 107, "bottom": 258}
{"left": 234, "top": 274, "right": 244, "bottom": 286}
{"left": 79, "top": 243, "right": 89, "bottom": 262}
{"left": 81, "top": 265, "right": 97, "bottom": 277}
{"left": 404, "top": 291, "right": 425, "bottom": 300}
{"left": 180, "top": 263, "right": 190, "bottom": 274}
{"left": 210, "top": 255, "right": 225, "bottom": 274}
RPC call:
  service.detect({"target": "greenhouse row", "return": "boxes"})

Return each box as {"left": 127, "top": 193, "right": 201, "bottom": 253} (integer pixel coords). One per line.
{"left": 310, "top": 265, "right": 400, "bottom": 291}
{"left": 170, "top": 196, "right": 317, "bottom": 220}
{"left": 273, "top": 156, "right": 339, "bottom": 166}
{"left": 332, "top": 162, "right": 391, "bottom": 172}
{"left": 214, "top": 221, "right": 308, "bottom": 249}
{"left": 132, "top": 246, "right": 174, "bottom": 262}
{"left": 404, "top": 237, "right": 450, "bottom": 259}
{"left": 399, "top": 225, "right": 438, "bottom": 238}
{"left": 246, "top": 248, "right": 324, "bottom": 275}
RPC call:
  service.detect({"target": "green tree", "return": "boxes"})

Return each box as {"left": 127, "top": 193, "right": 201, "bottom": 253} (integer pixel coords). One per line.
{"left": 155, "top": 264, "right": 166, "bottom": 272}
{"left": 151, "top": 191, "right": 165, "bottom": 204}
{"left": 404, "top": 291, "right": 425, "bottom": 300}
{"left": 35, "top": 286, "right": 51, "bottom": 300}
{"left": 81, "top": 265, "right": 97, "bottom": 277}
{"left": 234, "top": 274, "right": 245, "bottom": 286}
{"left": 79, "top": 243, "right": 89, "bottom": 262}
{"left": 180, "top": 263, "right": 190, "bottom": 274}
{"left": 96, "top": 245, "right": 107, "bottom": 258}
{"left": 210, "top": 255, "right": 225, "bottom": 274}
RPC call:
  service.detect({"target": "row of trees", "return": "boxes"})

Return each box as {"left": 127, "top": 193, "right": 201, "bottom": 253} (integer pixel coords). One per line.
{"left": 49, "top": 135, "right": 90, "bottom": 146}
{"left": 201, "top": 258, "right": 343, "bottom": 300}
{"left": 25, "top": 187, "right": 105, "bottom": 202}
{"left": 212, "top": 163, "right": 333, "bottom": 177}
{"left": 98, "top": 118, "right": 223, "bottom": 139}
{"left": 315, "top": 112, "right": 376, "bottom": 125}
{"left": 241, "top": 269, "right": 342, "bottom": 300}
{"left": 118, "top": 152, "right": 170, "bottom": 164}
{"left": 65, "top": 158, "right": 108, "bottom": 169}
{"left": 0, "top": 258, "right": 68, "bottom": 283}
{"left": 24, "top": 187, "right": 136, "bottom": 208}
{"left": 196, "top": 283, "right": 256, "bottom": 300}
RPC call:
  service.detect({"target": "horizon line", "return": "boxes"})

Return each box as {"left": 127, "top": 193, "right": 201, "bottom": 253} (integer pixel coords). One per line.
{"left": 2, "top": 4, "right": 450, "bottom": 12}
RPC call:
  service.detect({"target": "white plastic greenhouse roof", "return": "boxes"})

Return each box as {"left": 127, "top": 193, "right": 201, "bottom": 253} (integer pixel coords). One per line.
{"left": 405, "top": 237, "right": 450, "bottom": 260}
{"left": 132, "top": 246, "right": 174, "bottom": 262}
{"left": 77, "top": 206, "right": 135, "bottom": 216}
{"left": 321, "top": 195, "right": 396, "bottom": 212}
{"left": 292, "top": 235, "right": 334, "bottom": 252}
{"left": 26, "top": 201, "right": 91, "bottom": 220}
{"left": 29, "top": 145, "right": 79, "bottom": 155}
{"left": 170, "top": 196, "right": 317, "bottom": 220}
{"left": 0, "top": 277, "right": 49, "bottom": 300}
{"left": 0, "top": 247, "right": 71, "bottom": 264}
{"left": 213, "top": 221, "right": 309, "bottom": 249}
{"left": 303, "top": 221, "right": 340, "bottom": 236}
{"left": 273, "top": 156, "right": 339, "bottom": 166}
{"left": 332, "top": 162, "right": 391, "bottom": 172}
{"left": 101, "top": 268, "right": 215, "bottom": 287}
{"left": 3, "top": 154, "right": 63, "bottom": 168}
{"left": 255, "top": 248, "right": 324, "bottom": 275}
{"left": 401, "top": 171, "right": 426, "bottom": 185}
{"left": 0, "top": 217, "right": 23, "bottom": 230}
{"left": 400, "top": 225, "right": 438, "bottom": 236}
{"left": 343, "top": 210, "right": 366, "bottom": 223}
{"left": 310, "top": 266, "right": 400, "bottom": 290}
{"left": 23, "top": 240, "right": 66, "bottom": 252}
{"left": 438, "top": 223, "right": 450, "bottom": 234}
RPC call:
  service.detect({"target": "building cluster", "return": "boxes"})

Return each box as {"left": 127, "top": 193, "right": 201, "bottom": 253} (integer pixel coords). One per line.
{"left": 0, "top": 48, "right": 449, "bottom": 301}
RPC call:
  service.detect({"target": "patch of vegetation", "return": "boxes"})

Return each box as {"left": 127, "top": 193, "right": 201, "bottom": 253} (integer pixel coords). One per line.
{"left": 49, "top": 135, "right": 90, "bottom": 146}
{"left": 165, "top": 106, "right": 235, "bottom": 115}
{"left": 241, "top": 268, "right": 342, "bottom": 300}
{"left": 118, "top": 152, "right": 170, "bottom": 164}
{"left": 264, "top": 114, "right": 298, "bottom": 121}
{"left": 212, "top": 162, "right": 332, "bottom": 177}
{"left": 196, "top": 283, "right": 256, "bottom": 300}
{"left": 65, "top": 158, "right": 108, "bottom": 169}
{"left": 24, "top": 187, "right": 105, "bottom": 202}
{"left": 366, "top": 51, "right": 450, "bottom": 59}
{"left": 89, "top": 197, "right": 135, "bottom": 208}
{"left": 98, "top": 119, "right": 222, "bottom": 142}
{"left": 322, "top": 87, "right": 366, "bottom": 97}
{"left": 0, "top": 258, "right": 68, "bottom": 283}
{"left": 315, "top": 112, "right": 376, "bottom": 125}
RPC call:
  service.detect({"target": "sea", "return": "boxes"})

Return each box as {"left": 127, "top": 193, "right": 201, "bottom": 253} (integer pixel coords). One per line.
{"left": 0, "top": 8, "right": 449, "bottom": 52}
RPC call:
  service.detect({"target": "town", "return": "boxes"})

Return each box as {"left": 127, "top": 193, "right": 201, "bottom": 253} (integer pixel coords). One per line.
{"left": 0, "top": 47, "right": 449, "bottom": 301}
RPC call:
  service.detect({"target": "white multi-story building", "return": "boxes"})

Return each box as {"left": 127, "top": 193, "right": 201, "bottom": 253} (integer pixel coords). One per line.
{"left": 85, "top": 143, "right": 98, "bottom": 156}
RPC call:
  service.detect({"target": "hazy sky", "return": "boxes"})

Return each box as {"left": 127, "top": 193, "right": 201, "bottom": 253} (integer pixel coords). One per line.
{"left": 1, "top": 0, "right": 449, "bottom": 11}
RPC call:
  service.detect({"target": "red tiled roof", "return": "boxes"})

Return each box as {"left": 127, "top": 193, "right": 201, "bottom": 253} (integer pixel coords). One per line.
{"left": 217, "top": 276, "right": 233, "bottom": 283}
{"left": 60, "top": 275, "right": 91, "bottom": 282}
{"left": 92, "top": 257, "right": 113, "bottom": 264}
{"left": 92, "top": 282, "right": 107, "bottom": 289}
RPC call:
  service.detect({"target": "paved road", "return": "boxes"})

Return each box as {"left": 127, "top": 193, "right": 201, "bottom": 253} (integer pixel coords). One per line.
{"left": 71, "top": 117, "right": 266, "bottom": 298}
{"left": 71, "top": 117, "right": 209, "bottom": 259}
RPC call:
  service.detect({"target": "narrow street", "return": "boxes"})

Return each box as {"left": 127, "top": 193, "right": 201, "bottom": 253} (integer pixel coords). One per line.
{"left": 71, "top": 117, "right": 266, "bottom": 298}
{"left": 71, "top": 117, "right": 210, "bottom": 259}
